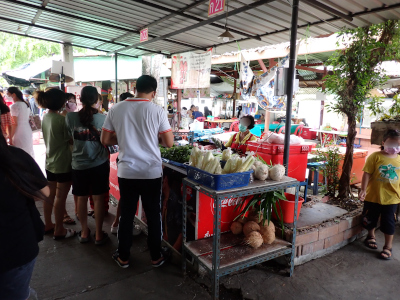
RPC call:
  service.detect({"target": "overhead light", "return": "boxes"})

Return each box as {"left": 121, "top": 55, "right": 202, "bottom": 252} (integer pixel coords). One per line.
{"left": 217, "top": 0, "right": 235, "bottom": 43}
{"left": 219, "top": 28, "right": 235, "bottom": 43}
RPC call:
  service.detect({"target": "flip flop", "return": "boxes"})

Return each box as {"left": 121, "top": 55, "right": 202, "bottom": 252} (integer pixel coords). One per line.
{"left": 380, "top": 247, "right": 392, "bottom": 260}
{"left": 364, "top": 236, "right": 378, "bottom": 250}
{"left": 53, "top": 228, "right": 76, "bottom": 240}
{"left": 94, "top": 232, "right": 109, "bottom": 246}
{"left": 78, "top": 229, "right": 91, "bottom": 243}
{"left": 63, "top": 215, "right": 76, "bottom": 225}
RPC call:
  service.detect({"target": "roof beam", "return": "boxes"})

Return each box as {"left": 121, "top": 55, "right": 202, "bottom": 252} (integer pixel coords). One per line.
{"left": 185, "top": 2, "right": 400, "bottom": 55}
{"left": 116, "top": 0, "right": 275, "bottom": 54}
{"left": 301, "top": 0, "right": 353, "bottom": 22}
{"left": 25, "top": 0, "right": 50, "bottom": 35}
{"left": 5, "top": 0, "right": 205, "bottom": 51}
{"left": 0, "top": 16, "right": 165, "bottom": 55}
{"left": 127, "top": 0, "right": 261, "bottom": 41}
{"left": 0, "top": 28, "right": 137, "bottom": 58}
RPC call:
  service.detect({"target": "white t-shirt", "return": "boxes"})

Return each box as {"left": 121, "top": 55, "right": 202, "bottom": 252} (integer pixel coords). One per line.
{"left": 102, "top": 98, "right": 171, "bottom": 179}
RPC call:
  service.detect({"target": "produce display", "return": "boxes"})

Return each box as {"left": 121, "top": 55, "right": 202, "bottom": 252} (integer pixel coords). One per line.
{"left": 160, "top": 145, "right": 193, "bottom": 163}
{"left": 252, "top": 156, "right": 285, "bottom": 181}
{"left": 231, "top": 210, "right": 276, "bottom": 249}
{"left": 189, "top": 146, "right": 255, "bottom": 175}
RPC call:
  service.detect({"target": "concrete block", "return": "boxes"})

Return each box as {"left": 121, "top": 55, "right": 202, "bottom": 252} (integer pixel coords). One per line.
{"left": 343, "top": 225, "right": 363, "bottom": 240}
{"left": 319, "top": 224, "right": 339, "bottom": 240}
{"left": 338, "top": 219, "right": 350, "bottom": 232}
{"left": 301, "top": 240, "right": 325, "bottom": 256}
{"left": 324, "top": 232, "right": 345, "bottom": 249}
{"left": 294, "top": 230, "right": 319, "bottom": 246}
{"left": 347, "top": 214, "right": 362, "bottom": 228}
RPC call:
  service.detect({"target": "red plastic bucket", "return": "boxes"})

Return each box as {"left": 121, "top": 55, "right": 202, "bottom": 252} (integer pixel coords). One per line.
{"left": 273, "top": 193, "right": 304, "bottom": 224}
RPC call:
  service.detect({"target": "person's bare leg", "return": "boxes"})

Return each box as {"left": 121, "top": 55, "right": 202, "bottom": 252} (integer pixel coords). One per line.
{"left": 54, "top": 182, "right": 72, "bottom": 236}
{"left": 44, "top": 181, "right": 56, "bottom": 231}
{"left": 112, "top": 200, "right": 121, "bottom": 228}
{"left": 78, "top": 196, "right": 90, "bottom": 238}
{"left": 93, "top": 194, "right": 105, "bottom": 241}
{"left": 74, "top": 195, "right": 78, "bottom": 216}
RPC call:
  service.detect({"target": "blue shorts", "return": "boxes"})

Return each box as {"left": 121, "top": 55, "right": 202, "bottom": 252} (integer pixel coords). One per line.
{"left": 0, "top": 258, "right": 36, "bottom": 300}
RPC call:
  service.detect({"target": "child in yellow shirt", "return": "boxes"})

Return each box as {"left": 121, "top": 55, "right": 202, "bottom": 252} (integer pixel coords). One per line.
{"left": 360, "top": 129, "right": 400, "bottom": 260}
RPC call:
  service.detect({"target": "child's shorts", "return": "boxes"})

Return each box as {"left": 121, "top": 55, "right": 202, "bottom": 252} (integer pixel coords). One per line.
{"left": 72, "top": 161, "right": 110, "bottom": 196}
{"left": 362, "top": 201, "right": 398, "bottom": 235}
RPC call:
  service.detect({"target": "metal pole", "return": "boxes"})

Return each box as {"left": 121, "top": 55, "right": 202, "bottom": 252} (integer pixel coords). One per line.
{"left": 115, "top": 53, "right": 118, "bottom": 103}
{"left": 283, "top": 0, "right": 299, "bottom": 175}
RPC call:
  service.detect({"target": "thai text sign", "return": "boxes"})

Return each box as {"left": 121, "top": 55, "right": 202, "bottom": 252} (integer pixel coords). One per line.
{"left": 140, "top": 28, "right": 148, "bottom": 42}
{"left": 208, "top": 0, "right": 225, "bottom": 17}
{"left": 171, "top": 52, "right": 211, "bottom": 89}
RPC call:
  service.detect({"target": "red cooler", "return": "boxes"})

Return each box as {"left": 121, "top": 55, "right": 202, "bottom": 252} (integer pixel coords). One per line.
{"left": 248, "top": 141, "right": 311, "bottom": 181}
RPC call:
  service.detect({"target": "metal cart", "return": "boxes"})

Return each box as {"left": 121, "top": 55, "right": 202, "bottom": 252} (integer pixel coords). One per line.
{"left": 182, "top": 177, "right": 300, "bottom": 300}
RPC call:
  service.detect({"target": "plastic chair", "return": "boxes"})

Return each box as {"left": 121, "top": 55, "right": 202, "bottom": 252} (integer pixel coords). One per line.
{"left": 210, "top": 116, "right": 220, "bottom": 128}
{"left": 277, "top": 126, "right": 285, "bottom": 134}
{"left": 294, "top": 124, "right": 304, "bottom": 137}
{"left": 196, "top": 117, "right": 206, "bottom": 122}
{"left": 228, "top": 121, "right": 240, "bottom": 132}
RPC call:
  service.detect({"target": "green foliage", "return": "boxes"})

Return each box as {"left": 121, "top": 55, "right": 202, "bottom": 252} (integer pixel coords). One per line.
{"left": 0, "top": 32, "right": 103, "bottom": 86}
{"left": 367, "top": 96, "right": 385, "bottom": 117}
{"left": 314, "top": 145, "right": 342, "bottom": 197}
{"left": 235, "top": 191, "right": 286, "bottom": 237}
{"left": 160, "top": 145, "right": 193, "bottom": 163}
{"left": 368, "top": 94, "right": 400, "bottom": 121}
{"left": 323, "top": 20, "right": 400, "bottom": 198}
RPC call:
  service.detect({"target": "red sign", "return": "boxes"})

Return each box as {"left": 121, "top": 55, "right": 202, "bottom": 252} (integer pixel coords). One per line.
{"left": 196, "top": 192, "right": 249, "bottom": 239}
{"left": 208, "top": 0, "right": 225, "bottom": 17}
{"left": 109, "top": 153, "right": 120, "bottom": 200}
{"left": 140, "top": 28, "right": 148, "bottom": 42}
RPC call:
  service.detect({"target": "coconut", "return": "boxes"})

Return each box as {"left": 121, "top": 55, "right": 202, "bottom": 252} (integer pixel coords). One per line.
{"left": 230, "top": 221, "right": 243, "bottom": 235}
{"left": 243, "top": 221, "right": 260, "bottom": 236}
{"left": 259, "top": 221, "right": 275, "bottom": 244}
{"left": 247, "top": 211, "right": 263, "bottom": 224}
{"left": 237, "top": 216, "right": 247, "bottom": 224}
{"left": 254, "top": 164, "right": 269, "bottom": 181}
{"left": 269, "top": 164, "right": 286, "bottom": 181}
{"left": 244, "top": 231, "right": 263, "bottom": 249}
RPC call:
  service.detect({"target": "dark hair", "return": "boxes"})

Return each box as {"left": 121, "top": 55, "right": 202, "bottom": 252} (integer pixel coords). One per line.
{"left": 78, "top": 86, "right": 99, "bottom": 135}
{"left": 34, "top": 89, "right": 66, "bottom": 111}
{"left": 204, "top": 106, "right": 212, "bottom": 116}
{"left": 136, "top": 75, "right": 157, "bottom": 94}
{"left": 182, "top": 107, "right": 187, "bottom": 110}
{"left": 241, "top": 115, "right": 255, "bottom": 130}
{"left": 0, "top": 88, "right": 3, "bottom": 94}
{"left": 66, "top": 93, "right": 76, "bottom": 101}
{"left": 120, "top": 92, "right": 134, "bottom": 101}
{"left": 7, "top": 87, "right": 29, "bottom": 108}
{"left": 0, "top": 130, "right": 47, "bottom": 200}
{"left": 0, "top": 95, "right": 10, "bottom": 114}
{"left": 381, "top": 129, "right": 400, "bottom": 150}
{"left": 190, "top": 105, "right": 195, "bottom": 109}
{"left": 23, "top": 89, "right": 32, "bottom": 95}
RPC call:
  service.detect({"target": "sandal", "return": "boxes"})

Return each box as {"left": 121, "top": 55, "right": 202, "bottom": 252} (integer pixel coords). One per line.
{"left": 94, "top": 231, "right": 109, "bottom": 246}
{"left": 77, "top": 229, "right": 91, "bottom": 243}
{"left": 53, "top": 228, "right": 76, "bottom": 240}
{"left": 87, "top": 210, "right": 94, "bottom": 216}
{"left": 63, "top": 215, "right": 76, "bottom": 225}
{"left": 364, "top": 236, "right": 378, "bottom": 250}
{"left": 380, "top": 247, "right": 392, "bottom": 260}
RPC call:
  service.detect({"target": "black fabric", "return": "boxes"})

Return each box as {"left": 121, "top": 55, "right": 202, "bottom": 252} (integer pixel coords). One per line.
{"left": 0, "top": 147, "right": 47, "bottom": 272}
{"left": 72, "top": 161, "right": 110, "bottom": 196}
{"left": 45, "top": 169, "right": 72, "bottom": 183}
{"left": 362, "top": 201, "right": 398, "bottom": 235}
{"left": 117, "top": 177, "right": 162, "bottom": 261}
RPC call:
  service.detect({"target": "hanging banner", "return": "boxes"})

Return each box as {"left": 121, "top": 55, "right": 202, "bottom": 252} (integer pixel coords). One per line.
{"left": 239, "top": 54, "right": 254, "bottom": 100}
{"left": 208, "top": 0, "right": 226, "bottom": 17}
{"left": 252, "top": 54, "right": 290, "bottom": 111}
{"left": 171, "top": 51, "right": 212, "bottom": 89}
{"left": 183, "top": 88, "right": 210, "bottom": 98}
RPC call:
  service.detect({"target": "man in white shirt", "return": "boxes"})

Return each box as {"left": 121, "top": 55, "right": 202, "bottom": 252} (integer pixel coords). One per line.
{"left": 101, "top": 75, "right": 174, "bottom": 268}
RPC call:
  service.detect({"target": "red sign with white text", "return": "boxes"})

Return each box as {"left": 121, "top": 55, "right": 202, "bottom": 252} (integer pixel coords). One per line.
{"left": 208, "top": 0, "right": 225, "bottom": 17}
{"left": 140, "top": 28, "right": 148, "bottom": 42}
{"left": 196, "top": 192, "right": 250, "bottom": 239}
{"left": 109, "top": 153, "right": 120, "bottom": 200}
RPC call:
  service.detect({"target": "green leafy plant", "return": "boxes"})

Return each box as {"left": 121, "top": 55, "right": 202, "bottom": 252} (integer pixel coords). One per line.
{"left": 323, "top": 20, "right": 400, "bottom": 199}
{"left": 314, "top": 145, "right": 342, "bottom": 197}
{"left": 235, "top": 191, "right": 286, "bottom": 237}
{"left": 159, "top": 145, "right": 193, "bottom": 163}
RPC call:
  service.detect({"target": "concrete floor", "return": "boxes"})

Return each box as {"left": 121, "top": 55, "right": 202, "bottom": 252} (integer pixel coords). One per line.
{"left": 31, "top": 141, "right": 400, "bottom": 300}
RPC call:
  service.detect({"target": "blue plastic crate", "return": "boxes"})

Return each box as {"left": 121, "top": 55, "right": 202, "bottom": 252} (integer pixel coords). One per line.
{"left": 161, "top": 158, "right": 187, "bottom": 169}
{"left": 186, "top": 166, "right": 253, "bottom": 190}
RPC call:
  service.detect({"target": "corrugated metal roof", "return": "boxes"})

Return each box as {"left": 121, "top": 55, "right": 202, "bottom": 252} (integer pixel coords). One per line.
{"left": 0, "top": 0, "right": 399, "bottom": 58}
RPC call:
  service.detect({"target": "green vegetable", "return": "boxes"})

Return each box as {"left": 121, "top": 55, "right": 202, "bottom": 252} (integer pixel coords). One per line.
{"left": 159, "top": 145, "right": 193, "bottom": 163}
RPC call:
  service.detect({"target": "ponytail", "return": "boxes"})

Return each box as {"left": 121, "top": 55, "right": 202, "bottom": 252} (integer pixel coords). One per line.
{"left": 78, "top": 86, "right": 100, "bottom": 139}
{"left": 7, "top": 86, "right": 29, "bottom": 108}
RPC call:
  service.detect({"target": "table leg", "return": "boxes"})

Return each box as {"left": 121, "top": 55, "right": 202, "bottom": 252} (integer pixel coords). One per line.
{"left": 182, "top": 183, "right": 187, "bottom": 277}
{"left": 290, "top": 185, "right": 299, "bottom": 277}
{"left": 212, "top": 196, "right": 222, "bottom": 300}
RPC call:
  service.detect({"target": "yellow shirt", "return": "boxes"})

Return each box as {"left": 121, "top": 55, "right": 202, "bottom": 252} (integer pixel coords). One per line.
{"left": 363, "top": 151, "right": 400, "bottom": 205}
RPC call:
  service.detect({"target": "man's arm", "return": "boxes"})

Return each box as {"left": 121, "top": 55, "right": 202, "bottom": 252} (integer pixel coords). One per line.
{"left": 159, "top": 131, "right": 174, "bottom": 148}
{"left": 101, "top": 130, "right": 118, "bottom": 146}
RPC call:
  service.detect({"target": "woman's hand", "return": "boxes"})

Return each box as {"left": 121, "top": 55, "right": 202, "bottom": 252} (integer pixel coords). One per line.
{"left": 359, "top": 189, "right": 366, "bottom": 201}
